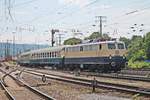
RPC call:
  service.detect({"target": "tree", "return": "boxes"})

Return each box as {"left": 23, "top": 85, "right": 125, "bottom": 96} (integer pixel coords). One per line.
{"left": 103, "top": 33, "right": 111, "bottom": 40}
{"left": 127, "top": 35, "right": 144, "bottom": 60}
{"left": 84, "top": 32, "right": 110, "bottom": 40}
{"left": 144, "top": 32, "right": 150, "bottom": 59}
{"left": 84, "top": 32, "right": 101, "bottom": 40}
{"left": 127, "top": 33, "right": 150, "bottom": 68}
{"left": 63, "top": 38, "right": 82, "bottom": 45}
{"left": 119, "top": 37, "right": 131, "bottom": 48}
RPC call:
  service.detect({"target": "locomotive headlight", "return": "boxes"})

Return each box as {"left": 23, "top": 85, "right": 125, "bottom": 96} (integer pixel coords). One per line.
{"left": 123, "top": 55, "right": 126, "bottom": 59}
{"left": 109, "top": 55, "right": 112, "bottom": 59}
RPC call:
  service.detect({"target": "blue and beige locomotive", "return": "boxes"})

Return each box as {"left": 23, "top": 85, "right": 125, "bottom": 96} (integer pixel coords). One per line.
{"left": 17, "top": 41, "right": 127, "bottom": 72}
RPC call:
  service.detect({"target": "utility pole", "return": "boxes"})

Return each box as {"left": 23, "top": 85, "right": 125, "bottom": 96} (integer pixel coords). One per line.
{"left": 12, "top": 32, "right": 15, "bottom": 57}
{"left": 57, "top": 34, "right": 64, "bottom": 46}
{"left": 51, "top": 29, "right": 59, "bottom": 47}
{"left": 5, "top": 40, "right": 9, "bottom": 60}
{"left": 95, "top": 16, "right": 107, "bottom": 37}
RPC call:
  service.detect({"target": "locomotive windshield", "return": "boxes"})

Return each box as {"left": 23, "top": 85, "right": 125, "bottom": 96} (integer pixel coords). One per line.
{"left": 117, "top": 43, "right": 124, "bottom": 49}
{"left": 108, "top": 43, "right": 116, "bottom": 49}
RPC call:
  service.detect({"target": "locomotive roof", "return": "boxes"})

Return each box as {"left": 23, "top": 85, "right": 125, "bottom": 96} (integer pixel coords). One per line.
{"left": 66, "top": 41, "right": 124, "bottom": 47}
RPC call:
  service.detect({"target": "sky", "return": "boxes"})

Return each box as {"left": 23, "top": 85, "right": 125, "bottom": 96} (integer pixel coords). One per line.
{"left": 0, "top": 0, "right": 150, "bottom": 45}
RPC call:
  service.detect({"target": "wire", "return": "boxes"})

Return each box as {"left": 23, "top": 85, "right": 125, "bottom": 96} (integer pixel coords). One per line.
{"left": 13, "top": 0, "right": 40, "bottom": 8}
{"left": 50, "top": 0, "right": 100, "bottom": 23}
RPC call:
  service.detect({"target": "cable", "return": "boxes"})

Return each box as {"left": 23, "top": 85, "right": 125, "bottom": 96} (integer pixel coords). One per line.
{"left": 13, "top": 0, "right": 40, "bottom": 8}
{"left": 52, "top": 0, "right": 100, "bottom": 24}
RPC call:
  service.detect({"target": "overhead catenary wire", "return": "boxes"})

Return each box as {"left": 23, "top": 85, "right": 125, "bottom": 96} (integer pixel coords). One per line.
{"left": 49, "top": 0, "right": 150, "bottom": 31}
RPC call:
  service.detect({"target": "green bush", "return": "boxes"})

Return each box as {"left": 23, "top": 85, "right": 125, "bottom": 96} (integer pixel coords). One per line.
{"left": 128, "top": 60, "right": 150, "bottom": 69}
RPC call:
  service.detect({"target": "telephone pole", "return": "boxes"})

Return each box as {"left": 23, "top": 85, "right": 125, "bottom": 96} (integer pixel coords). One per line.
{"left": 57, "top": 34, "right": 64, "bottom": 46}
{"left": 51, "top": 29, "right": 59, "bottom": 47}
{"left": 12, "top": 32, "right": 15, "bottom": 57}
{"left": 95, "top": 16, "right": 107, "bottom": 37}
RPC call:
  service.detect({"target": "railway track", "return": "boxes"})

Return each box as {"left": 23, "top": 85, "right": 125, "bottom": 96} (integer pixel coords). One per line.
{"left": 23, "top": 69, "right": 150, "bottom": 96}
{"left": 0, "top": 68, "right": 55, "bottom": 100}
{"left": 0, "top": 80, "right": 15, "bottom": 100}
{"left": 65, "top": 71, "right": 150, "bottom": 82}
{"left": 24, "top": 67, "right": 150, "bottom": 82}
{"left": 120, "top": 69, "right": 150, "bottom": 76}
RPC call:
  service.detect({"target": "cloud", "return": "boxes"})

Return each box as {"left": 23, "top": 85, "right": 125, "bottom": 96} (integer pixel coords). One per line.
{"left": 100, "top": 4, "right": 112, "bottom": 9}
{"left": 59, "top": 0, "right": 90, "bottom": 7}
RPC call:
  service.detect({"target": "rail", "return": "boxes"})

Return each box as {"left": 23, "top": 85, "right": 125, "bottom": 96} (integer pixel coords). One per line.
{"left": 24, "top": 69, "right": 150, "bottom": 96}
{"left": 0, "top": 68, "right": 55, "bottom": 100}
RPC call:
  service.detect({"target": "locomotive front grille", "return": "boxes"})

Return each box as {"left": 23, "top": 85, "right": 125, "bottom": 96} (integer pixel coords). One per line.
{"left": 115, "top": 50, "right": 119, "bottom": 56}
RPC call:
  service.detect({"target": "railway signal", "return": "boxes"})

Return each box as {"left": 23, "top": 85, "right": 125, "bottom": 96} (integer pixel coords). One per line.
{"left": 42, "top": 74, "right": 46, "bottom": 83}
{"left": 92, "top": 77, "right": 97, "bottom": 93}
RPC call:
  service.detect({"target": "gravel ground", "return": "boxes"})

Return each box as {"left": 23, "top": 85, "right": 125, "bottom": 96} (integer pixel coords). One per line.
{"left": 26, "top": 68, "right": 150, "bottom": 89}
{"left": 21, "top": 72, "right": 150, "bottom": 100}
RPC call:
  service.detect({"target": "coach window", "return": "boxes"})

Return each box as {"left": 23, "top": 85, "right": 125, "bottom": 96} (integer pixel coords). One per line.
{"left": 54, "top": 52, "right": 56, "bottom": 57}
{"left": 37, "top": 54, "right": 39, "bottom": 58}
{"left": 49, "top": 52, "right": 51, "bottom": 58}
{"left": 34, "top": 54, "right": 36, "bottom": 58}
{"left": 80, "top": 46, "right": 83, "bottom": 51}
{"left": 46, "top": 53, "right": 48, "bottom": 57}
{"left": 45, "top": 53, "right": 47, "bottom": 57}
{"left": 32, "top": 54, "right": 34, "bottom": 58}
{"left": 48, "top": 52, "right": 50, "bottom": 57}
{"left": 55, "top": 52, "right": 57, "bottom": 57}
{"left": 39, "top": 53, "right": 41, "bottom": 58}
{"left": 47, "top": 52, "right": 49, "bottom": 57}
{"left": 52, "top": 52, "right": 54, "bottom": 57}
{"left": 42, "top": 53, "right": 44, "bottom": 58}
{"left": 39, "top": 53, "right": 40, "bottom": 58}
{"left": 43, "top": 53, "right": 45, "bottom": 58}
{"left": 39, "top": 54, "right": 41, "bottom": 58}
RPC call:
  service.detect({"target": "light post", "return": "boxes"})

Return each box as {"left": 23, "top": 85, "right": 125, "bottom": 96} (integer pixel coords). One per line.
{"left": 130, "top": 24, "right": 144, "bottom": 36}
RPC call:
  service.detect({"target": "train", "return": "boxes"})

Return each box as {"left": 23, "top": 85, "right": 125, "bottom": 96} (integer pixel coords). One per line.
{"left": 17, "top": 40, "right": 127, "bottom": 72}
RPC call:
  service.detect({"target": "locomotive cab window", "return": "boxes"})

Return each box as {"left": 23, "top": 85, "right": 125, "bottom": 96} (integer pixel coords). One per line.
{"left": 108, "top": 43, "right": 116, "bottom": 49}
{"left": 118, "top": 43, "right": 124, "bottom": 49}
